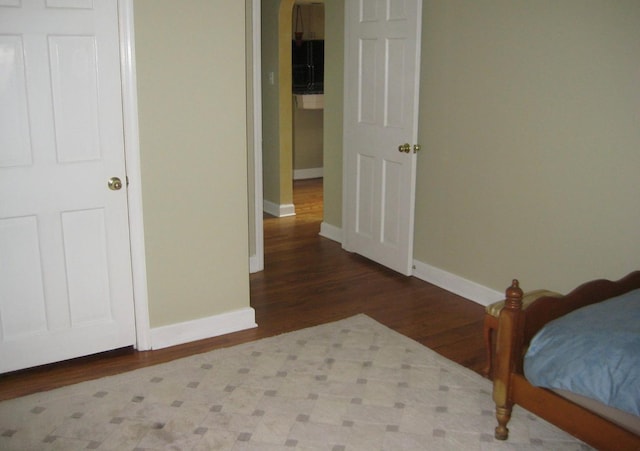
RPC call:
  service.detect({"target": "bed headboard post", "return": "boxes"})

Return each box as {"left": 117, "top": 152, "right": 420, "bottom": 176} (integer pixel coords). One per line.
{"left": 493, "top": 279, "right": 524, "bottom": 440}
{"left": 505, "top": 279, "right": 524, "bottom": 310}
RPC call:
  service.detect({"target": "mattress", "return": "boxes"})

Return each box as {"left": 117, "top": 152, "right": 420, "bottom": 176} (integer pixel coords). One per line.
{"left": 552, "top": 388, "right": 640, "bottom": 436}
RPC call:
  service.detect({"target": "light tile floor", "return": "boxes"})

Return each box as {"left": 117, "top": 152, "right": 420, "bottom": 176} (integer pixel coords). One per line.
{"left": 0, "top": 315, "right": 591, "bottom": 450}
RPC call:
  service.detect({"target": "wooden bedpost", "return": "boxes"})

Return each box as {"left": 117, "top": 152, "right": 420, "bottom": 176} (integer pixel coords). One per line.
{"left": 493, "top": 279, "right": 524, "bottom": 440}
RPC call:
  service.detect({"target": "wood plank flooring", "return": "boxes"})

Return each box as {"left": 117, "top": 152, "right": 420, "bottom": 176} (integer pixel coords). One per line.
{"left": 0, "top": 178, "right": 486, "bottom": 401}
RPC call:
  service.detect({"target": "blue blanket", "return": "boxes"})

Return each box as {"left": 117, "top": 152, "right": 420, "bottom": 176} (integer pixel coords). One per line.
{"left": 524, "top": 288, "right": 640, "bottom": 416}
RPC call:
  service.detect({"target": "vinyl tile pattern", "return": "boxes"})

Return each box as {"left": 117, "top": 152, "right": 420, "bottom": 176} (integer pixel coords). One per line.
{"left": 0, "top": 315, "right": 591, "bottom": 450}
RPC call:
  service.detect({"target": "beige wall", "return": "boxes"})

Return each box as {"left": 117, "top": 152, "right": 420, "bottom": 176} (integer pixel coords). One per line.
{"left": 294, "top": 3, "right": 324, "bottom": 40}
{"left": 261, "top": 0, "right": 296, "bottom": 208}
{"left": 261, "top": 0, "right": 282, "bottom": 205}
{"left": 293, "top": 108, "right": 323, "bottom": 171}
{"left": 415, "top": 0, "right": 640, "bottom": 293}
{"left": 134, "top": 0, "right": 250, "bottom": 327}
{"left": 322, "top": 0, "right": 344, "bottom": 227}
{"left": 246, "top": 0, "right": 257, "bottom": 260}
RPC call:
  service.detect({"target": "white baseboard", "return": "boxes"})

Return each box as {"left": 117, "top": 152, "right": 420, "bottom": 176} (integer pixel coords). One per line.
{"left": 263, "top": 200, "right": 295, "bottom": 217}
{"left": 411, "top": 260, "right": 503, "bottom": 307}
{"left": 319, "top": 222, "right": 342, "bottom": 243}
{"left": 249, "top": 253, "right": 263, "bottom": 273}
{"left": 150, "top": 307, "right": 257, "bottom": 350}
{"left": 293, "top": 167, "right": 323, "bottom": 180}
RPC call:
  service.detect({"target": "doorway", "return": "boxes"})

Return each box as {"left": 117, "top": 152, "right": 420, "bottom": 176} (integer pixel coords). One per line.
{"left": 292, "top": 3, "right": 325, "bottom": 184}
{"left": 254, "top": 0, "right": 342, "bottom": 270}
{"left": 261, "top": 1, "right": 327, "bottom": 234}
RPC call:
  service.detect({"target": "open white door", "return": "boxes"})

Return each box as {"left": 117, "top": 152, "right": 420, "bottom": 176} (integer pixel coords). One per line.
{"left": 342, "top": 0, "right": 422, "bottom": 276}
{"left": 0, "top": 0, "right": 136, "bottom": 373}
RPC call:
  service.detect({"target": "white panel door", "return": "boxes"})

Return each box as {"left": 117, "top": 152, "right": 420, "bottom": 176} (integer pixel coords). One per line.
{"left": 0, "top": 0, "right": 136, "bottom": 373}
{"left": 343, "top": 0, "right": 422, "bottom": 275}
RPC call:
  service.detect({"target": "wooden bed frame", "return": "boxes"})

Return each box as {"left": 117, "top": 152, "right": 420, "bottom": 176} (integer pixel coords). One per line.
{"left": 492, "top": 271, "right": 640, "bottom": 451}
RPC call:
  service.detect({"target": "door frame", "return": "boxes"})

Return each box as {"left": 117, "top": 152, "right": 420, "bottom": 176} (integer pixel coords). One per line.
{"left": 250, "top": 0, "right": 264, "bottom": 273}
{"left": 119, "top": 0, "right": 150, "bottom": 350}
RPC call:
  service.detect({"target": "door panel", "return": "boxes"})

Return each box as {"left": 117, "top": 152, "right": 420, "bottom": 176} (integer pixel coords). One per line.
{"left": 0, "top": 0, "right": 135, "bottom": 373}
{"left": 343, "top": 0, "right": 422, "bottom": 275}
{"left": 355, "top": 153, "right": 375, "bottom": 238}
{"left": 385, "top": 38, "right": 407, "bottom": 128}
{"left": 0, "top": 35, "right": 32, "bottom": 167}
{"left": 62, "top": 208, "right": 112, "bottom": 325}
{"left": 49, "top": 35, "right": 101, "bottom": 162}
{"left": 358, "top": 39, "right": 377, "bottom": 124}
{"left": 0, "top": 217, "right": 47, "bottom": 340}
{"left": 382, "top": 159, "right": 402, "bottom": 247}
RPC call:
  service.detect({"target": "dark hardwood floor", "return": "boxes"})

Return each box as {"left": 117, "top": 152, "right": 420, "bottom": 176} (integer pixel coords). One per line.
{"left": 0, "top": 178, "right": 486, "bottom": 401}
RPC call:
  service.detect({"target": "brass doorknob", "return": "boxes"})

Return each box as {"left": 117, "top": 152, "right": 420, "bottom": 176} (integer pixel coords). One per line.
{"left": 108, "top": 177, "right": 123, "bottom": 191}
{"left": 398, "top": 143, "right": 411, "bottom": 153}
{"left": 413, "top": 144, "right": 421, "bottom": 153}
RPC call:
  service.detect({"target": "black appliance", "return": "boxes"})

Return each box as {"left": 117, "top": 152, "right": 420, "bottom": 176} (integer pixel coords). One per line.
{"left": 292, "top": 40, "right": 324, "bottom": 94}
